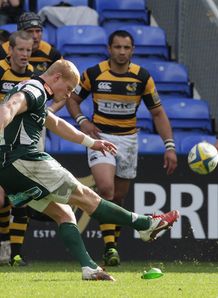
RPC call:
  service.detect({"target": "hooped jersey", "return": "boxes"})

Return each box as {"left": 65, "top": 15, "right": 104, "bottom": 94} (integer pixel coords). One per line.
{"left": 0, "top": 40, "right": 61, "bottom": 75}
{"left": 0, "top": 78, "right": 53, "bottom": 169}
{"left": 0, "top": 58, "right": 34, "bottom": 101}
{"left": 74, "top": 60, "right": 161, "bottom": 135}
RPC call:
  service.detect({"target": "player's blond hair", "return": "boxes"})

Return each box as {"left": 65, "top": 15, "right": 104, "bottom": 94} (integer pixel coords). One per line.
{"left": 45, "top": 59, "right": 80, "bottom": 85}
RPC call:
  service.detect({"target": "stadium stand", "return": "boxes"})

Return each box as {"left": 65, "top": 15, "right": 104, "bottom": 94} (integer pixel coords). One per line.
{"left": 105, "top": 24, "right": 170, "bottom": 61}
{"left": 162, "top": 97, "right": 213, "bottom": 133}
{"left": 136, "top": 103, "right": 154, "bottom": 133}
{"left": 63, "top": 55, "right": 102, "bottom": 73}
{"left": 56, "top": 25, "right": 107, "bottom": 58}
{"left": 0, "top": 24, "right": 49, "bottom": 42}
{"left": 38, "top": 4, "right": 98, "bottom": 46}
{"left": 132, "top": 59, "right": 193, "bottom": 98}
{"left": 59, "top": 139, "right": 87, "bottom": 153}
{"left": 137, "top": 131, "right": 166, "bottom": 154}
{"left": 0, "top": 23, "right": 17, "bottom": 33}
{"left": 93, "top": 0, "right": 150, "bottom": 26}
{"left": 35, "top": 0, "right": 88, "bottom": 12}
{"left": 180, "top": 134, "right": 217, "bottom": 154}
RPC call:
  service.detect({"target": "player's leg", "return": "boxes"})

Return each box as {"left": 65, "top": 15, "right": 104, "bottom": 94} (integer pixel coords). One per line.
{"left": 35, "top": 200, "right": 115, "bottom": 281}
{"left": 9, "top": 206, "right": 28, "bottom": 266}
{"left": 90, "top": 162, "right": 120, "bottom": 266}
{"left": 0, "top": 187, "right": 11, "bottom": 264}
{"left": 112, "top": 176, "right": 131, "bottom": 262}
{"left": 68, "top": 184, "right": 180, "bottom": 242}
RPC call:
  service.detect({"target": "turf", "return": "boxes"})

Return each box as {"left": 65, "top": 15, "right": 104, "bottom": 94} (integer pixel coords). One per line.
{"left": 0, "top": 261, "right": 217, "bottom": 298}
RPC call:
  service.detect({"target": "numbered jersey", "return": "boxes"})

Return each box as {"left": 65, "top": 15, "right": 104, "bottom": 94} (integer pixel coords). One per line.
{"left": 0, "top": 58, "right": 34, "bottom": 101}
{"left": 0, "top": 78, "right": 53, "bottom": 169}
{"left": 74, "top": 60, "right": 161, "bottom": 135}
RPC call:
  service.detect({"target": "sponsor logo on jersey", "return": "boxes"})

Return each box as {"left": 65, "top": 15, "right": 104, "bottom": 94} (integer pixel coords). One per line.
{"left": 2, "top": 82, "right": 15, "bottom": 91}
{"left": 98, "top": 100, "right": 136, "bottom": 115}
{"left": 126, "top": 82, "right": 137, "bottom": 93}
{"left": 97, "top": 82, "right": 112, "bottom": 92}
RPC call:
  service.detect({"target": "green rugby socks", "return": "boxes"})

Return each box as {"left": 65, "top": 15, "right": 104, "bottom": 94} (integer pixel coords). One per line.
{"left": 91, "top": 199, "right": 151, "bottom": 230}
{"left": 59, "top": 222, "right": 97, "bottom": 269}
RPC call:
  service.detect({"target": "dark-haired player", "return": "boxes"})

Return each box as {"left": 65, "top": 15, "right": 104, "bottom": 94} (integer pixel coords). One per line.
{"left": 67, "top": 30, "right": 178, "bottom": 266}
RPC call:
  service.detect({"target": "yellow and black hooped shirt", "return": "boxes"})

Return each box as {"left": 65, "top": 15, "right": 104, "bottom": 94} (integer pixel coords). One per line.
{"left": 74, "top": 60, "right": 161, "bottom": 135}
{"left": 0, "top": 57, "right": 34, "bottom": 101}
{"left": 0, "top": 40, "right": 61, "bottom": 75}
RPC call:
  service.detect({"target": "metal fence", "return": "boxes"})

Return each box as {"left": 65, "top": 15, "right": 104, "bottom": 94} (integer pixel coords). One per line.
{"left": 147, "top": 0, "right": 218, "bottom": 131}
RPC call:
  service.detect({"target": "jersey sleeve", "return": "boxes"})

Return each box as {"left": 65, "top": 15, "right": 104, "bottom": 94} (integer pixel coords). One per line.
{"left": 73, "top": 70, "right": 91, "bottom": 99}
{"left": 20, "top": 84, "right": 45, "bottom": 111}
{"left": 142, "top": 76, "right": 161, "bottom": 110}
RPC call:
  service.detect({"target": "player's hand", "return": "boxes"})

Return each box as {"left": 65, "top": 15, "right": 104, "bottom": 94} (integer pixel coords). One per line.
{"left": 80, "top": 120, "right": 102, "bottom": 139}
{"left": 91, "top": 140, "right": 117, "bottom": 156}
{"left": 163, "top": 150, "right": 177, "bottom": 175}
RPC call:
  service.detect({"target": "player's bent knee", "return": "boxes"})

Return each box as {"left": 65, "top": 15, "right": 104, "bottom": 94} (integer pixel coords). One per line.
{"left": 43, "top": 202, "right": 77, "bottom": 225}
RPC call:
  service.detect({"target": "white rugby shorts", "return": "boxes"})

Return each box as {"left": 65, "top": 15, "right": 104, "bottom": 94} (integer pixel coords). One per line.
{"left": 88, "top": 133, "right": 138, "bottom": 179}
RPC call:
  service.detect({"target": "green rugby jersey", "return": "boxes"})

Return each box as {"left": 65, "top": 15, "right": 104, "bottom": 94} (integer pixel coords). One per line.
{"left": 0, "top": 78, "right": 53, "bottom": 168}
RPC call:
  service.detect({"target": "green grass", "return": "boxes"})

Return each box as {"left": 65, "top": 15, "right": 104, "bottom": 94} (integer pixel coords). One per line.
{"left": 0, "top": 261, "right": 218, "bottom": 298}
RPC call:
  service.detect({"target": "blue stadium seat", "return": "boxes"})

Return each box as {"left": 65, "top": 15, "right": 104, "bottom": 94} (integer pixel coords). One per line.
{"left": 45, "top": 135, "right": 51, "bottom": 152}
{"left": 113, "top": 25, "right": 170, "bottom": 61}
{"left": 136, "top": 104, "right": 153, "bottom": 133}
{"left": 43, "top": 22, "right": 57, "bottom": 46}
{"left": 180, "top": 134, "right": 217, "bottom": 154}
{"left": 162, "top": 97, "right": 212, "bottom": 133}
{"left": 46, "top": 131, "right": 60, "bottom": 152}
{"left": 0, "top": 24, "right": 49, "bottom": 42}
{"left": 93, "top": 0, "right": 150, "bottom": 25}
{"left": 60, "top": 139, "right": 86, "bottom": 153}
{"left": 132, "top": 60, "right": 193, "bottom": 97}
{"left": 35, "top": 0, "right": 88, "bottom": 12}
{"left": 55, "top": 105, "right": 71, "bottom": 118}
{"left": 66, "top": 56, "right": 102, "bottom": 74}
{"left": 56, "top": 25, "right": 108, "bottom": 58}
{"left": 138, "top": 131, "right": 165, "bottom": 154}
{"left": 0, "top": 23, "right": 16, "bottom": 33}
{"left": 81, "top": 96, "right": 94, "bottom": 120}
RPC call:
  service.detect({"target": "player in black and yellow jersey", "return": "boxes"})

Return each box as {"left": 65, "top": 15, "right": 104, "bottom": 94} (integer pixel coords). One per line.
{"left": 0, "top": 30, "right": 34, "bottom": 266}
{"left": 0, "top": 12, "right": 61, "bottom": 75}
{"left": 67, "top": 30, "right": 178, "bottom": 266}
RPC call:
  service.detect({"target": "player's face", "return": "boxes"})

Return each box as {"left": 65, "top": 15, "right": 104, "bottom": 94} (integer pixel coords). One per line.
{"left": 108, "top": 36, "right": 134, "bottom": 66}
{"left": 9, "top": 37, "right": 33, "bottom": 72}
{"left": 52, "top": 75, "right": 77, "bottom": 102}
{"left": 25, "top": 27, "right": 42, "bottom": 52}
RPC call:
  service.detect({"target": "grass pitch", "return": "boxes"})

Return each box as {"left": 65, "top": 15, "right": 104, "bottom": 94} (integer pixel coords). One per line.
{"left": 0, "top": 261, "right": 217, "bottom": 298}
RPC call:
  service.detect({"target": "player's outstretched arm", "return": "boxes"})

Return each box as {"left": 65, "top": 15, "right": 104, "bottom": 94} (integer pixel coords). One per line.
{"left": 45, "top": 111, "right": 117, "bottom": 155}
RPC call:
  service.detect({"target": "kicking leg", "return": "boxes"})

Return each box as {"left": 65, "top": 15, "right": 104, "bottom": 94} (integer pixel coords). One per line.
{"left": 68, "top": 185, "right": 179, "bottom": 242}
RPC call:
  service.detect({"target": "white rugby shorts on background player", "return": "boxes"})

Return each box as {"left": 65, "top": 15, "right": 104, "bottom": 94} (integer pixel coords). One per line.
{"left": 88, "top": 133, "right": 138, "bottom": 179}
